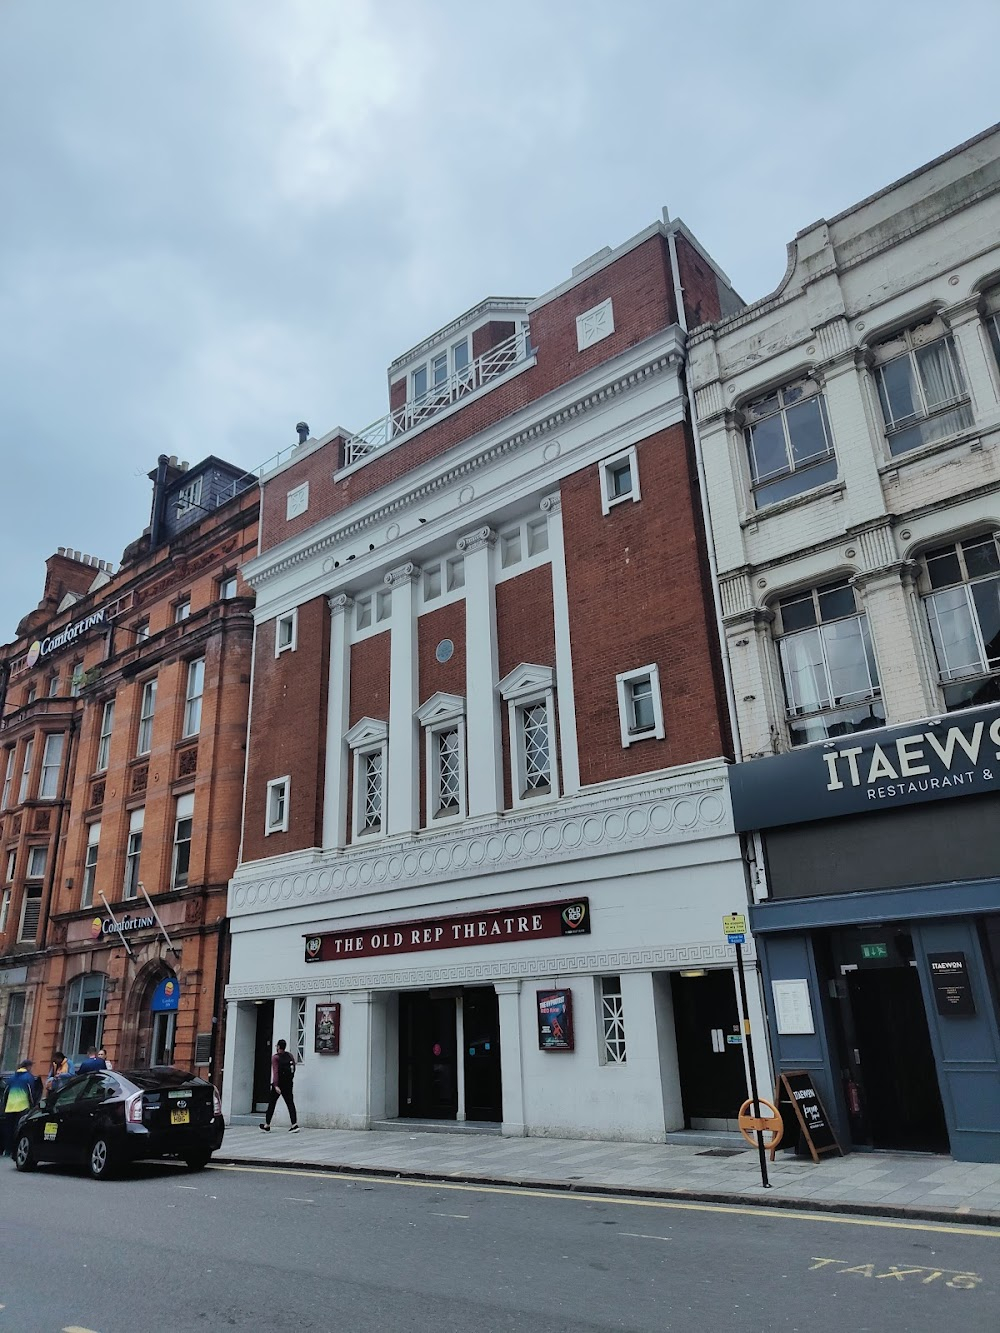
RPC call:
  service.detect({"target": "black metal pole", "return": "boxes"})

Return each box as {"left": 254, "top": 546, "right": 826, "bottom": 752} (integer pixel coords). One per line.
{"left": 736, "top": 940, "right": 770, "bottom": 1189}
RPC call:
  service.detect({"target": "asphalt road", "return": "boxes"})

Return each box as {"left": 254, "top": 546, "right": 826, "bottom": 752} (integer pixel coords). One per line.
{"left": 1, "top": 1157, "right": 998, "bottom": 1332}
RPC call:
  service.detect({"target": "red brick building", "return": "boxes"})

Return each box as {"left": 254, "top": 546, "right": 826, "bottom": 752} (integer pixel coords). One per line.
{"left": 0, "top": 456, "right": 257, "bottom": 1088}
{"left": 224, "top": 222, "right": 769, "bottom": 1141}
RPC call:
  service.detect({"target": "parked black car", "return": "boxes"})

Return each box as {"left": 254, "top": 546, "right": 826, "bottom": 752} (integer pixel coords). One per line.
{"left": 12, "top": 1067, "right": 225, "bottom": 1179}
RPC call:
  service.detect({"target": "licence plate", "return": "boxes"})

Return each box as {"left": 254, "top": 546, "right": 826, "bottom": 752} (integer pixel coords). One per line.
{"left": 170, "top": 1109, "right": 190, "bottom": 1126}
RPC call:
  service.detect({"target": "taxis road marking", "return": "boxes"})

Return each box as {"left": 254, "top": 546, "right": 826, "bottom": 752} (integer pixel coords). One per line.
{"left": 809, "top": 1257, "right": 983, "bottom": 1288}
{"left": 212, "top": 1165, "right": 1000, "bottom": 1238}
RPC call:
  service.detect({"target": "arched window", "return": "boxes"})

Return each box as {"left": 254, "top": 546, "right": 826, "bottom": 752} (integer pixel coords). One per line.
{"left": 64, "top": 973, "right": 108, "bottom": 1065}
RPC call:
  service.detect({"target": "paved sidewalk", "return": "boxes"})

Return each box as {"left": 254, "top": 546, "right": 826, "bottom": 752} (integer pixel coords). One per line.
{"left": 216, "top": 1124, "right": 1000, "bottom": 1225}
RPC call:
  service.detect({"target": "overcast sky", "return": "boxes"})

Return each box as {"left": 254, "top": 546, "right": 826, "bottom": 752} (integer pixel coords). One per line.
{"left": 2, "top": 0, "right": 998, "bottom": 641}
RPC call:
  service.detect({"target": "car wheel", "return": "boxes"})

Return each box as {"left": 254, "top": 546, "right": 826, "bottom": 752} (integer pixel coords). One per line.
{"left": 14, "top": 1134, "right": 37, "bottom": 1172}
{"left": 88, "top": 1136, "right": 116, "bottom": 1180}
{"left": 184, "top": 1152, "right": 211, "bottom": 1171}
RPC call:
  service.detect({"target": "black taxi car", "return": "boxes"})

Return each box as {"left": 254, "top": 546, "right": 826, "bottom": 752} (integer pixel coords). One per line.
{"left": 12, "top": 1066, "right": 225, "bottom": 1179}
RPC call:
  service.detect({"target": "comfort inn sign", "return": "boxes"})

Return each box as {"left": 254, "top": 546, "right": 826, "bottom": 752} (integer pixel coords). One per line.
{"left": 729, "top": 702, "right": 1000, "bottom": 832}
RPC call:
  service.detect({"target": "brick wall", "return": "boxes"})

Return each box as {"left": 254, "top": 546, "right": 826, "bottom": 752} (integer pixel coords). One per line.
{"left": 562, "top": 424, "right": 729, "bottom": 785}
{"left": 243, "top": 596, "right": 329, "bottom": 860}
{"left": 261, "top": 235, "right": 679, "bottom": 553}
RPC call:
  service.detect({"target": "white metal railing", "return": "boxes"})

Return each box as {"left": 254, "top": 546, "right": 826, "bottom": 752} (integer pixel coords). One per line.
{"left": 345, "top": 326, "right": 532, "bottom": 466}
{"left": 215, "top": 444, "right": 303, "bottom": 505}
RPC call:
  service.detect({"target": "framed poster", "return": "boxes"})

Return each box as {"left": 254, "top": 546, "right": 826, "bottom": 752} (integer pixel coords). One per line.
{"left": 772, "top": 979, "right": 815, "bottom": 1035}
{"left": 537, "top": 989, "right": 574, "bottom": 1051}
{"left": 314, "top": 1002, "right": 341, "bottom": 1054}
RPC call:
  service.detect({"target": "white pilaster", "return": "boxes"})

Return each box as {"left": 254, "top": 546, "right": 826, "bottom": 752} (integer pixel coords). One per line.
{"left": 457, "top": 527, "right": 503, "bottom": 818}
{"left": 221, "top": 999, "right": 256, "bottom": 1122}
{"left": 385, "top": 564, "right": 420, "bottom": 836}
{"left": 541, "top": 492, "right": 580, "bottom": 796}
{"left": 346, "top": 990, "right": 374, "bottom": 1130}
{"left": 322, "top": 594, "right": 352, "bottom": 850}
{"left": 495, "top": 978, "right": 525, "bottom": 1137}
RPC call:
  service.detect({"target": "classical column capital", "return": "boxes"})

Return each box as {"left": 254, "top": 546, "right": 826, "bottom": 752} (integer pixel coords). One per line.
{"left": 456, "top": 526, "right": 497, "bottom": 555}
{"left": 384, "top": 562, "right": 419, "bottom": 587}
{"left": 328, "top": 593, "right": 354, "bottom": 615}
{"left": 539, "top": 492, "right": 561, "bottom": 515}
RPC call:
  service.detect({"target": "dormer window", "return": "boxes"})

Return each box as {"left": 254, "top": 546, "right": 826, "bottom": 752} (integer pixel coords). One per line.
{"left": 175, "top": 476, "right": 203, "bottom": 515}
{"left": 411, "top": 337, "right": 471, "bottom": 403}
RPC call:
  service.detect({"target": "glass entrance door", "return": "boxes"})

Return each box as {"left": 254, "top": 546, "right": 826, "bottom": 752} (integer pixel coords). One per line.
{"left": 462, "top": 987, "right": 502, "bottom": 1123}
{"left": 398, "top": 992, "right": 458, "bottom": 1119}
{"left": 671, "top": 970, "right": 747, "bottom": 1128}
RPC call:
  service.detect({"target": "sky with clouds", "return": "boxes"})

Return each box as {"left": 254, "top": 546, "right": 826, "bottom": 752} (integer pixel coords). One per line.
{"left": 2, "top": 0, "right": 998, "bottom": 640}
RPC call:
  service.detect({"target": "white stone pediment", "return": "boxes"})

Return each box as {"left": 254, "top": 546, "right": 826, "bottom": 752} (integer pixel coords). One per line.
{"left": 414, "top": 692, "right": 465, "bottom": 726}
{"left": 497, "top": 662, "right": 554, "bottom": 702}
{"left": 344, "top": 716, "right": 388, "bottom": 748}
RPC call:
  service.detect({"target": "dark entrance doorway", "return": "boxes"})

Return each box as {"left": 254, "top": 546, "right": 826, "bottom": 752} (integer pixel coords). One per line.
{"left": 399, "top": 992, "right": 458, "bottom": 1119}
{"left": 671, "top": 970, "right": 747, "bottom": 1127}
{"left": 843, "top": 967, "right": 949, "bottom": 1153}
{"left": 251, "top": 1000, "right": 274, "bottom": 1113}
{"left": 463, "top": 987, "right": 502, "bottom": 1123}
{"left": 398, "top": 987, "right": 502, "bottom": 1122}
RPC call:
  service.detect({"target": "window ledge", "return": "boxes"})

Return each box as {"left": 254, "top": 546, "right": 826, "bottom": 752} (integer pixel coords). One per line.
{"left": 877, "top": 424, "right": 991, "bottom": 475}
{"left": 741, "top": 479, "right": 846, "bottom": 529}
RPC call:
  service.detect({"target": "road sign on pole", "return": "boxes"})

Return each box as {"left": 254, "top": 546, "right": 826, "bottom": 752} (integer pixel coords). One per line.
{"left": 723, "top": 911, "right": 770, "bottom": 1190}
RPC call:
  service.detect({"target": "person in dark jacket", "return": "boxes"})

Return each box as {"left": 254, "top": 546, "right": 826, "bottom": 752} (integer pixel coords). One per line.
{"left": 76, "top": 1046, "right": 107, "bottom": 1074}
{"left": 2, "top": 1058, "right": 41, "bottom": 1156}
{"left": 259, "top": 1039, "right": 299, "bottom": 1133}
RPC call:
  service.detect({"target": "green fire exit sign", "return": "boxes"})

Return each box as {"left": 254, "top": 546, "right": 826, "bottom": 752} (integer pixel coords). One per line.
{"left": 861, "top": 943, "right": 889, "bottom": 960}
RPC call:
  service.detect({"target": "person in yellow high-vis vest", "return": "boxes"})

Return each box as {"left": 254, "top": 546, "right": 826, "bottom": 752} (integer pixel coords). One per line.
{"left": 2, "top": 1058, "right": 40, "bottom": 1156}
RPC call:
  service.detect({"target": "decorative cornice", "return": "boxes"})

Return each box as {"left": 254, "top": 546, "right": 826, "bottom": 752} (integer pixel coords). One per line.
{"left": 225, "top": 938, "right": 752, "bottom": 1000}
{"left": 456, "top": 526, "right": 497, "bottom": 554}
{"left": 228, "top": 770, "right": 734, "bottom": 918}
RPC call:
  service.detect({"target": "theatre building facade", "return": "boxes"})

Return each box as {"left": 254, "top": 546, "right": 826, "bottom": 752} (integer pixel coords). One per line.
{"left": 688, "top": 127, "right": 1000, "bottom": 1160}
{"left": 223, "top": 219, "right": 772, "bottom": 1140}
{"left": 0, "top": 456, "right": 257, "bottom": 1083}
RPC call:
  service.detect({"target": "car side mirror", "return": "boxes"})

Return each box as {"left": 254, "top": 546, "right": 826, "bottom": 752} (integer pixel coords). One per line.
{"left": 37, "top": 1098, "right": 48, "bottom": 1110}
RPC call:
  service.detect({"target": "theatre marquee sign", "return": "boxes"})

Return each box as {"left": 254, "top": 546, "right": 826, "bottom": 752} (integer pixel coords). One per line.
{"left": 305, "top": 898, "right": 590, "bottom": 964}
{"left": 730, "top": 702, "right": 1000, "bottom": 831}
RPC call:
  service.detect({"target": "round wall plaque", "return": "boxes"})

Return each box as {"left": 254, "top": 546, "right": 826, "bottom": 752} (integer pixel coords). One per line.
{"left": 435, "top": 639, "right": 454, "bottom": 663}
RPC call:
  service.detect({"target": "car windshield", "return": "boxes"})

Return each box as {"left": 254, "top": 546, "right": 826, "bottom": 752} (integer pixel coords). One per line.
{"left": 116, "top": 1067, "right": 205, "bottom": 1090}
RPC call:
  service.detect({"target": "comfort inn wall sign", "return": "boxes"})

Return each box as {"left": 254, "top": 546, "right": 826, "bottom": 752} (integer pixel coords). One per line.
{"left": 305, "top": 898, "right": 590, "bottom": 963}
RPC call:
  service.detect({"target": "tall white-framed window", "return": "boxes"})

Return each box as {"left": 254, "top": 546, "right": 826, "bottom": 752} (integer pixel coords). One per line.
{"left": 774, "top": 580, "right": 884, "bottom": 747}
{"left": 96, "top": 698, "right": 115, "bottom": 773}
{"left": 18, "top": 739, "right": 34, "bottom": 803}
{"left": 921, "top": 532, "right": 1000, "bottom": 711}
{"left": 219, "top": 573, "right": 238, "bottom": 600}
{"left": 27, "top": 846, "right": 47, "bottom": 880}
{"left": 615, "top": 664, "right": 665, "bottom": 747}
{"left": 137, "top": 678, "right": 157, "bottom": 755}
{"left": 415, "top": 693, "right": 467, "bottom": 824}
{"left": 743, "top": 378, "right": 837, "bottom": 506}
{"left": 123, "top": 807, "right": 144, "bottom": 900}
{"left": 265, "top": 776, "right": 290, "bottom": 836}
{"left": 171, "top": 792, "right": 195, "bottom": 888}
{"left": 64, "top": 972, "right": 109, "bottom": 1063}
{"left": 275, "top": 610, "right": 298, "bottom": 656}
{"left": 135, "top": 620, "right": 150, "bottom": 644}
{"left": 0, "top": 990, "right": 25, "bottom": 1068}
{"left": 345, "top": 717, "right": 388, "bottom": 839}
{"left": 5, "top": 849, "right": 15, "bottom": 883}
{"left": 174, "top": 599, "right": 191, "bottom": 624}
{"left": 497, "top": 663, "right": 559, "bottom": 807}
{"left": 598, "top": 975, "right": 627, "bottom": 1064}
{"left": 39, "top": 732, "right": 65, "bottom": 799}
{"left": 599, "top": 444, "right": 640, "bottom": 516}
{"left": 496, "top": 515, "right": 550, "bottom": 579}
{"left": 69, "top": 662, "right": 84, "bottom": 697}
{"left": 0, "top": 889, "right": 10, "bottom": 936}
{"left": 183, "top": 658, "right": 205, "bottom": 737}
{"left": 871, "top": 316, "right": 973, "bottom": 456}
{"left": 294, "top": 997, "right": 307, "bottom": 1063}
{"left": 18, "top": 887, "right": 42, "bottom": 944}
{"left": 81, "top": 822, "right": 101, "bottom": 909}
{"left": 47, "top": 674, "right": 59, "bottom": 698}
{"left": 411, "top": 335, "right": 471, "bottom": 404}
{"left": 1, "top": 747, "right": 14, "bottom": 810}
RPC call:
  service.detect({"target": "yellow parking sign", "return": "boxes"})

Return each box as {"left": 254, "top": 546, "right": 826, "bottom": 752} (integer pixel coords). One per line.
{"left": 723, "top": 913, "right": 747, "bottom": 937}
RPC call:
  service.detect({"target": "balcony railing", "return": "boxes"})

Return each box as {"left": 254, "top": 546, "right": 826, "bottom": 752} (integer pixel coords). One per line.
{"left": 344, "top": 326, "right": 533, "bottom": 467}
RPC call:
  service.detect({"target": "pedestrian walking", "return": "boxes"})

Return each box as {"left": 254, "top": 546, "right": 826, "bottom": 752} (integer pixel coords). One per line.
{"left": 259, "top": 1039, "right": 299, "bottom": 1133}
{"left": 2, "top": 1058, "right": 41, "bottom": 1156}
